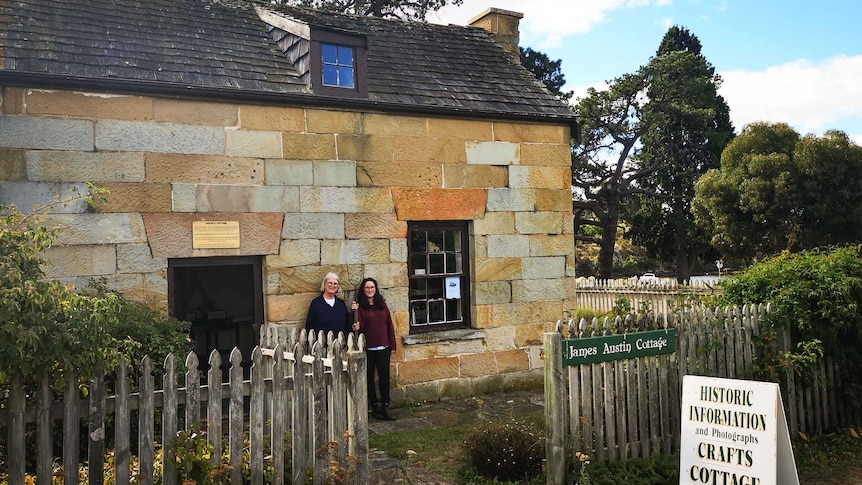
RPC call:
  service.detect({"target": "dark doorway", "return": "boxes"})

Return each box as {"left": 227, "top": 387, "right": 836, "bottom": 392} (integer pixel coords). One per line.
{"left": 168, "top": 257, "right": 264, "bottom": 379}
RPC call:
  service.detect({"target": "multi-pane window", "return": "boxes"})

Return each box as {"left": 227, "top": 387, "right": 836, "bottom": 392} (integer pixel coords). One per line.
{"left": 321, "top": 43, "right": 355, "bottom": 89}
{"left": 408, "top": 221, "right": 470, "bottom": 332}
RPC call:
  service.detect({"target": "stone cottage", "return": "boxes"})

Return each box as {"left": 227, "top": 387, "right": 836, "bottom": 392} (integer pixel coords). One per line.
{"left": 0, "top": 0, "right": 577, "bottom": 401}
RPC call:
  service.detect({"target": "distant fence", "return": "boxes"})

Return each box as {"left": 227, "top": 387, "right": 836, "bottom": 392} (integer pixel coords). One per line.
{"left": 574, "top": 277, "right": 722, "bottom": 319}
{"left": 543, "top": 304, "right": 859, "bottom": 483}
{"left": 1, "top": 330, "right": 368, "bottom": 485}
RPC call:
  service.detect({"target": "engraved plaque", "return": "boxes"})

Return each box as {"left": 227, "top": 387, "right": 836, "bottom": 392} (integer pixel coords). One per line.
{"left": 192, "top": 221, "right": 240, "bottom": 249}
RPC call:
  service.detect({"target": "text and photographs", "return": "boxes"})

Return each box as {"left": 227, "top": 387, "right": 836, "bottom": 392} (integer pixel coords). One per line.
{"left": 561, "top": 328, "right": 676, "bottom": 366}
{"left": 192, "top": 220, "right": 240, "bottom": 249}
{"left": 679, "top": 375, "right": 799, "bottom": 485}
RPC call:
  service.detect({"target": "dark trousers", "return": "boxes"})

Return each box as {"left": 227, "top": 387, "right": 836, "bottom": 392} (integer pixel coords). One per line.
{"left": 366, "top": 348, "right": 391, "bottom": 406}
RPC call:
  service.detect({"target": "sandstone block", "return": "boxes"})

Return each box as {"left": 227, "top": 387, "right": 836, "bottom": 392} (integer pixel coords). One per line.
{"left": 509, "top": 166, "right": 571, "bottom": 189}
{"left": 320, "top": 239, "right": 390, "bottom": 264}
{"left": 96, "top": 120, "right": 224, "bottom": 154}
{"left": 300, "top": 187, "right": 393, "bottom": 213}
{"left": 282, "top": 132, "right": 336, "bottom": 160}
{"left": 529, "top": 234, "right": 575, "bottom": 256}
{"left": 459, "top": 352, "right": 497, "bottom": 377}
{"left": 146, "top": 154, "right": 263, "bottom": 184}
{"left": 0, "top": 148, "right": 26, "bottom": 181}
{"left": 391, "top": 187, "right": 486, "bottom": 221}
{"left": 171, "top": 184, "right": 196, "bottom": 212}
{"left": 26, "top": 151, "right": 145, "bottom": 182}
{"left": 267, "top": 239, "right": 321, "bottom": 268}
{"left": 515, "top": 323, "right": 548, "bottom": 347}
{"left": 486, "top": 188, "right": 535, "bottom": 212}
{"left": 427, "top": 118, "right": 492, "bottom": 140}
{"left": 356, "top": 160, "right": 442, "bottom": 187}
{"left": 338, "top": 135, "right": 465, "bottom": 163}
{"left": 240, "top": 105, "right": 305, "bottom": 132}
{"left": 536, "top": 189, "right": 573, "bottom": 211}
{"left": 439, "top": 379, "right": 474, "bottom": 400}
{"left": 390, "top": 238, "right": 407, "bottom": 263}
{"left": 401, "top": 343, "right": 438, "bottom": 362}
{"left": 465, "top": 141, "right": 519, "bottom": 165}
{"left": 154, "top": 99, "right": 238, "bottom": 126}
{"left": 93, "top": 182, "right": 173, "bottom": 213}
{"left": 475, "top": 303, "right": 523, "bottom": 329}
{"left": 474, "top": 280, "right": 511, "bottom": 305}
{"left": 282, "top": 213, "right": 344, "bottom": 239}
{"left": 0, "top": 116, "right": 94, "bottom": 150}
{"left": 1, "top": 87, "right": 26, "bottom": 114}
{"left": 313, "top": 160, "right": 356, "bottom": 186}
{"left": 265, "top": 159, "right": 313, "bottom": 186}
{"left": 345, "top": 212, "right": 407, "bottom": 239}
{"left": 361, "top": 263, "right": 408, "bottom": 287}
{"left": 512, "top": 278, "right": 565, "bottom": 303}
{"left": 42, "top": 244, "right": 117, "bottom": 278}
{"left": 225, "top": 130, "right": 282, "bottom": 158}
{"left": 442, "top": 164, "right": 507, "bottom": 188}
{"left": 473, "top": 212, "right": 515, "bottom": 236}
{"left": 515, "top": 211, "right": 563, "bottom": 235}
{"left": 397, "top": 357, "right": 459, "bottom": 385}
{"left": 474, "top": 257, "right": 521, "bottom": 282}
{"left": 471, "top": 374, "right": 506, "bottom": 395}
{"left": 520, "top": 142, "right": 571, "bottom": 167}
{"left": 484, "top": 326, "right": 516, "bottom": 352}
{"left": 493, "top": 122, "right": 569, "bottom": 144}
{"left": 266, "top": 292, "right": 316, "bottom": 323}
{"left": 400, "top": 382, "right": 441, "bottom": 404}
{"left": 275, "top": 266, "right": 347, "bottom": 294}
{"left": 117, "top": 243, "right": 167, "bottom": 273}
{"left": 486, "top": 234, "right": 529, "bottom": 258}
{"left": 362, "top": 113, "right": 426, "bottom": 136}
{"left": 196, "top": 185, "right": 299, "bottom": 212}
{"left": 0, "top": 182, "right": 91, "bottom": 214}
{"left": 143, "top": 212, "right": 283, "bottom": 258}
{"left": 25, "top": 90, "right": 153, "bottom": 120}
{"left": 44, "top": 213, "right": 146, "bottom": 245}
{"left": 521, "top": 256, "right": 566, "bottom": 280}
{"left": 495, "top": 349, "right": 530, "bottom": 373}
{"left": 306, "top": 109, "right": 361, "bottom": 134}
{"left": 435, "top": 339, "right": 486, "bottom": 357}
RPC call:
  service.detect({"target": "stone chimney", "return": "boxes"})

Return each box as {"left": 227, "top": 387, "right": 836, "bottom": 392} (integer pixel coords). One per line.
{"left": 468, "top": 7, "right": 523, "bottom": 59}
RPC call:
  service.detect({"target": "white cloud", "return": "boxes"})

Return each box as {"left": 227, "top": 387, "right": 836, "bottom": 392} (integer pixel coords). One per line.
{"left": 429, "top": 0, "right": 670, "bottom": 48}
{"left": 719, "top": 55, "right": 862, "bottom": 138}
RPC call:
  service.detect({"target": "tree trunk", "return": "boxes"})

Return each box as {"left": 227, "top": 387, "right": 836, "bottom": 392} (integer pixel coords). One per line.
{"left": 596, "top": 209, "right": 620, "bottom": 279}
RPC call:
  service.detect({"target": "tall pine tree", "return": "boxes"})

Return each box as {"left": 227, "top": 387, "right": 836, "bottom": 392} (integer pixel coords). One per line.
{"left": 626, "top": 26, "right": 734, "bottom": 281}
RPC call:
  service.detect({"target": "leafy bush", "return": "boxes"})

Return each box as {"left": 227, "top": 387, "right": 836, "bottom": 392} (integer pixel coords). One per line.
{"left": 720, "top": 246, "right": 862, "bottom": 405}
{"left": 462, "top": 418, "right": 545, "bottom": 482}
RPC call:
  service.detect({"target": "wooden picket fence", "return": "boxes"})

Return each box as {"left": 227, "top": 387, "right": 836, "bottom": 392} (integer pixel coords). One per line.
{"left": 574, "top": 277, "right": 722, "bottom": 320}
{"left": 543, "top": 304, "right": 859, "bottom": 483}
{"left": 1, "top": 330, "right": 368, "bottom": 485}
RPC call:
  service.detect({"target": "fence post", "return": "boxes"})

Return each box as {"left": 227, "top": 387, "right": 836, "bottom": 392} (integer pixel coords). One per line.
{"left": 544, "top": 325, "right": 566, "bottom": 485}
{"left": 347, "top": 333, "right": 368, "bottom": 485}
{"left": 8, "top": 373, "right": 25, "bottom": 485}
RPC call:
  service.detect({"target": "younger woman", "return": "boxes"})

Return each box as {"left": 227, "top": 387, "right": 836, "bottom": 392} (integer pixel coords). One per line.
{"left": 353, "top": 277, "right": 397, "bottom": 421}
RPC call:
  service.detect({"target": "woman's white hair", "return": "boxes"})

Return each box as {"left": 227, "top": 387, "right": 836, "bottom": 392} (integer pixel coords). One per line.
{"left": 320, "top": 272, "right": 340, "bottom": 292}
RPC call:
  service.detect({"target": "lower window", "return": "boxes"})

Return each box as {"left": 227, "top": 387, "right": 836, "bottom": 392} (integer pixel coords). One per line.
{"left": 408, "top": 221, "right": 471, "bottom": 332}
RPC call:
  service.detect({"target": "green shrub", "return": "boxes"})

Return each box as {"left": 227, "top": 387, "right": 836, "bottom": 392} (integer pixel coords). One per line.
{"left": 581, "top": 453, "right": 679, "bottom": 485}
{"left": 462, "top": 418, "right": 545, "bottom": 482}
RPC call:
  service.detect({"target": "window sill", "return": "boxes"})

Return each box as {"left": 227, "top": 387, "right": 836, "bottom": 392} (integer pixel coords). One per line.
{"left": 402, "top": 328, "right": 485, "bottom": 346}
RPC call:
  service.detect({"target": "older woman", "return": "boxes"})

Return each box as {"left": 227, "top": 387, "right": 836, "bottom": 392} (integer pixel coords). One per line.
{"left": 353, "top": 277, "right": 397, "bottom": 421}
{"left": 305, "top": 272, "right": 357, "bottom": 337}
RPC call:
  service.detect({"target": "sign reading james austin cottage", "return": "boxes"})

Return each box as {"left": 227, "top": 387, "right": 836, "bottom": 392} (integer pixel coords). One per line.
{"left": 562, "top": 328, "right": 676, "bottom": 366}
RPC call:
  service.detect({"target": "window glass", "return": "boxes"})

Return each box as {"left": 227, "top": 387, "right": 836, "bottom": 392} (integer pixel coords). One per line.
{"left": 407, "top": 221, "right": 470, "bottom": 332}
{"left": 321, "top": 42, "right": 355, "bottom": 88}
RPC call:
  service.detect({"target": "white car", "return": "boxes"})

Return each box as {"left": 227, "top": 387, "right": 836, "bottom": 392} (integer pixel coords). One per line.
{"left": 639, "top": 273, "right": 660, "bottom": 285}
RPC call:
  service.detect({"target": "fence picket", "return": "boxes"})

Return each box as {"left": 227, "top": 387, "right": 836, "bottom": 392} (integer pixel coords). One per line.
{"left": 163, "top": 354, "right": 178, "bottom": 485}
{"left": 36, "top": 374, "right": 52, "bottom": 485}
{"left": 63, "top": 371, "right": 80, "bottom": 485}
{"left": 116, "top": 358, "right": 131, "bottom": 485}
{"left": 251, "top": 347, "right": 265, "bottom": 485}
{"left": 207, "top": 350, "right": 223, "bottom": 466}
{"left": 9, "top": 373, "right": 25, "bottom": 485}
{"left": 140, "top": 357, "right": 155, "bottom": 485}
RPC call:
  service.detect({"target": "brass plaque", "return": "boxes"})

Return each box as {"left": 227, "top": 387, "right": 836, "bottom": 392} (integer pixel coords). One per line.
{"left": 192, "top": 221, "right": 240, "bottom": 249}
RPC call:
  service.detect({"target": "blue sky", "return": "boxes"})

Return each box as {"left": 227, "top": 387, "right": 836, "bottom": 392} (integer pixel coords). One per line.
{"left": 429, "top": 0, "right": 862, "bottom": 144}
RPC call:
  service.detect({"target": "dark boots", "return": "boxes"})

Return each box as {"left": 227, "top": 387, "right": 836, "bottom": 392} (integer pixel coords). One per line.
{"left": 371, "top": 402, "right": 396, "bottom": 421}
{"left": 371, "top": 402, "right": 385, "bottom": 420}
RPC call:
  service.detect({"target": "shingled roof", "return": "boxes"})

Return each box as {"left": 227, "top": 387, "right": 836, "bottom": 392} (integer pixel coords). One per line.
{"left": 0, "top": 0, "right": 575, "bottom": 124}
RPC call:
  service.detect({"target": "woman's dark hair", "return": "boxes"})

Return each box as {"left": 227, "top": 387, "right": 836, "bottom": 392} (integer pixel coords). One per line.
{"left": 358, "top": 277, "right": 385, "bottom": 309}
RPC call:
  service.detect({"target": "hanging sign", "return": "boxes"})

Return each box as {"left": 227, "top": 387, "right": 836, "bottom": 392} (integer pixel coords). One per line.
{"left": 561, "top": 328, "right": 675, "bottom": 366}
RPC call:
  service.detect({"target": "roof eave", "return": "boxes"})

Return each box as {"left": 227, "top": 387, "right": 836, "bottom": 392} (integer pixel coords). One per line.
{"left": 0, "top": 72, "right": 578, "bottom": 136}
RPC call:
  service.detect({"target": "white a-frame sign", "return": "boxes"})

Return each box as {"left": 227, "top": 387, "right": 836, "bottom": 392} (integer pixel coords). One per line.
{"left": 679, "top": 375, "right": 799, "bottom": 485}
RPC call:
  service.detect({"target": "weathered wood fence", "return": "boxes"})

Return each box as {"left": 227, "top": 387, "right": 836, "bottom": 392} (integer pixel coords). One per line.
{"left": 543, "top": 304, "right": 859, "bottom": 483}
{"left": 574, "top": 278, "right": 722, "bottom": 319}
{"left": 1, "top": 329, "right": 368, "bottom": 485}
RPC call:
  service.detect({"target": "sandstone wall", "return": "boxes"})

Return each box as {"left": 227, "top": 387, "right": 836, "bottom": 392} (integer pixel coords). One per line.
{"left": 0, "top": 86, "right": 577, "bottom": 400}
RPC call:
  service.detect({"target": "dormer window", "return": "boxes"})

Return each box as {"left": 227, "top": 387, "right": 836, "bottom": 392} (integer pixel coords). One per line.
{"left": 321, "top": 43, "right": 355, "bottom": 88}
{"left": 310, "top": 30, "right": 367, "bottom": 98}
